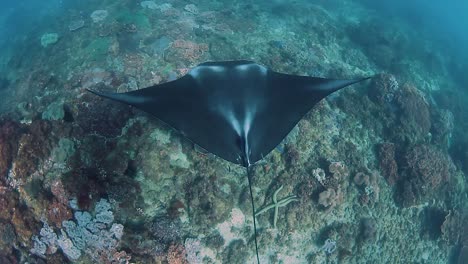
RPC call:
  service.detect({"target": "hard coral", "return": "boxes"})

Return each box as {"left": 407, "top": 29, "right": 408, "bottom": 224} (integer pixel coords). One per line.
{"left": 123, "top": 53, "right": 144, "bottom": 77}
{"left": 47, "top": 200, "right": 73, "bottom": 228}
{"left": 368, "top": 73, "right": 399, "bottom": 105}
{"left": 398, "top": 144, "right": 453, "bottom": 206}
{"left": 147, "top": 216, "right": 183, "bottom": 244}
{"left": 377, "top": 142, "right": 399, "bottom": 186}
{"left": 0, "top": 190, "right": 19, "bottom": 221}
{"left": 184, "top": 175, "right": 232, "bottom": 225}
{"left": 80, "top": 68, "right": 113, "bottom": 89}
{"left": 167, "top": 199, "right": 185, "bottom": 219}
{"left": 0, "top": 254, "right": 17, "bottom": 264}
{"left": 11, "top": 204, "right": 38, "bottom": 244}
{"left": 353, "top": 171, "right": 380, "bottom": 203}
{"left": 50, "top": 180, "right": 69, "bottom": 205}
{"left": 170, "top": 39, "right": 208, "bottom": 63}
{"left": 312, "top": 168, "right": 326, "bottom": 187}
{"left": 431, "top": 109, "right": 454, "bottom": 148}
{"left": 75, "top": 94, "right": 132, "bottom": 138}
{"left": 284, "top": 143, "right": 300, "bottom": 167}
{"left": 322, "top": 162, "right": 346, "bottom": 188}
{"left": 405, "top": 145, "right": 451, "bottom": 190}
{"left": 394, "top": 84, "right": 431, "bottom": 144}
{"left": 329, "top": 161, "right": 348, "bottom": 180}
{"left": 318, "top": 186, "right": 344, "bottom": 211}
{"left": 33, "top": 199, "right": 128, "bottom": 262}
{"left": 313, "top": 162, "right": 349, "bottom": 189}
{"left": 167, "top": 243, "right": 188, "bottom": 264}
{"left": 28, "top": 70, "right": 56, "bottom": 92}
{"left": 12, "top": 120, "right": 52, "bottom": 180}
{"left": 353, "top": 172, "right": 370, "bottom": 186}
{"left": 359, "top": 218, "right": 377, "bottom": 243}
{"left": 441, "top": 210, "right": 467, "bottom": 245}
{"left": 0, "top": 222, "right": 17, "bottom": 252}
{"left": 0, "top": 119, "right": 21, "bottom": 181}
{"left": 184, "top": 238, "right": 202, "bottom": 264}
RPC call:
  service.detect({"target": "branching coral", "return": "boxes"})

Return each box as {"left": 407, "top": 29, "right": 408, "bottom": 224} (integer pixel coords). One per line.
{"left": 31, "top": 199, "right": 129, "bottom": 262}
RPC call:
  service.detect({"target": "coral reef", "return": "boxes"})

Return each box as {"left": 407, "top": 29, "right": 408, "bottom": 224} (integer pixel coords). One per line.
{"left": 167, "top": 243, "right": 188, "bottom": 264}
{"left": 377, "top": 142, "right": 399, "bottom": 186}
{"left": 398, "top": 144, "right": 453, "bottom": 206}
{"left": 147, "top": 216, "right": 183, "bottom": 245}
{"left": 318, "top": 187, "right": 344, "bottom": 211}
{"left": 0, "top": 222, "right": 17, "bottom": 256}
{"left": 441, "top": 210, "right": 467, "bottom": 245}
{"left": 353, "top": 170, "right": 380, "bottom": 206}
{"left": 46, "top": 200, "right": 73, "bottom": 228}
{"left": 170, "top": 39, "right": 209, "bottom": 63}
{"left": 0, "top": 0, "right": 465, "bottom": 263}
{"left": 394, "top": 84, "right": 432, "bottom": 144}
{"left": 431, "top": 109, "right": 454, "bottom": 148}
{"left": 359, "top": 218, "right": 377, "bottom": 243}
{"left": 321, "top": 238, "right": 337, "bottom": 254}
{"left": 0, "top": 119, "right": 20, "bottom": 182}
{"left": 11, "top": 120, "right": 53, "bottom": 182}
{"left": 315, "top": 162, "right": 350, "bottom": 211}
{"left": 74, "top": 94, "right": 132, "bottom": 138}
{"left": 368, "top": 73, "right": 400, "bottom": 106}
{"left": 31, "top": 199, "right": 129, "bottom": 262}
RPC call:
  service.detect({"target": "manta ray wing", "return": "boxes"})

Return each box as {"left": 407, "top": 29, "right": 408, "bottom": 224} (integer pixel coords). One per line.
{"left": 89, "top": 61, "right": 368, "bottom": 166}
{"left": 88, "top": 60, "right": 371, "bottom": 264}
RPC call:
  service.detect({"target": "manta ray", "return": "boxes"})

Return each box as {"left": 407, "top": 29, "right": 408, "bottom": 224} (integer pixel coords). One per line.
{"left": 88, "top": 60, "right": 370, "bottom": 263}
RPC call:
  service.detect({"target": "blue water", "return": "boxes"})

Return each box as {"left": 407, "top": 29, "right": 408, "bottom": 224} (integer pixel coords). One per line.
{"left": 363, "top": 0, "right": 468, "bottom": 49}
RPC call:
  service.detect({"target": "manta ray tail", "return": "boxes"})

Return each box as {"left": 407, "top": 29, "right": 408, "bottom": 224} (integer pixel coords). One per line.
{"left": 247, "top": 166, "right": 260, "bottom": 264}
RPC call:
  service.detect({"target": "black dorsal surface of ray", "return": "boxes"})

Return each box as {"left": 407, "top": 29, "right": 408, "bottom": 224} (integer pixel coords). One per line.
{"left": 88, "top": 60, "right": 371, "bottom": 263}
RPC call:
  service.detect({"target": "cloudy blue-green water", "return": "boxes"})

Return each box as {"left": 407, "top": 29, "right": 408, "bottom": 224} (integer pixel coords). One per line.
{"left": 0, "top": 1, "right": 466, "bottom": 263}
